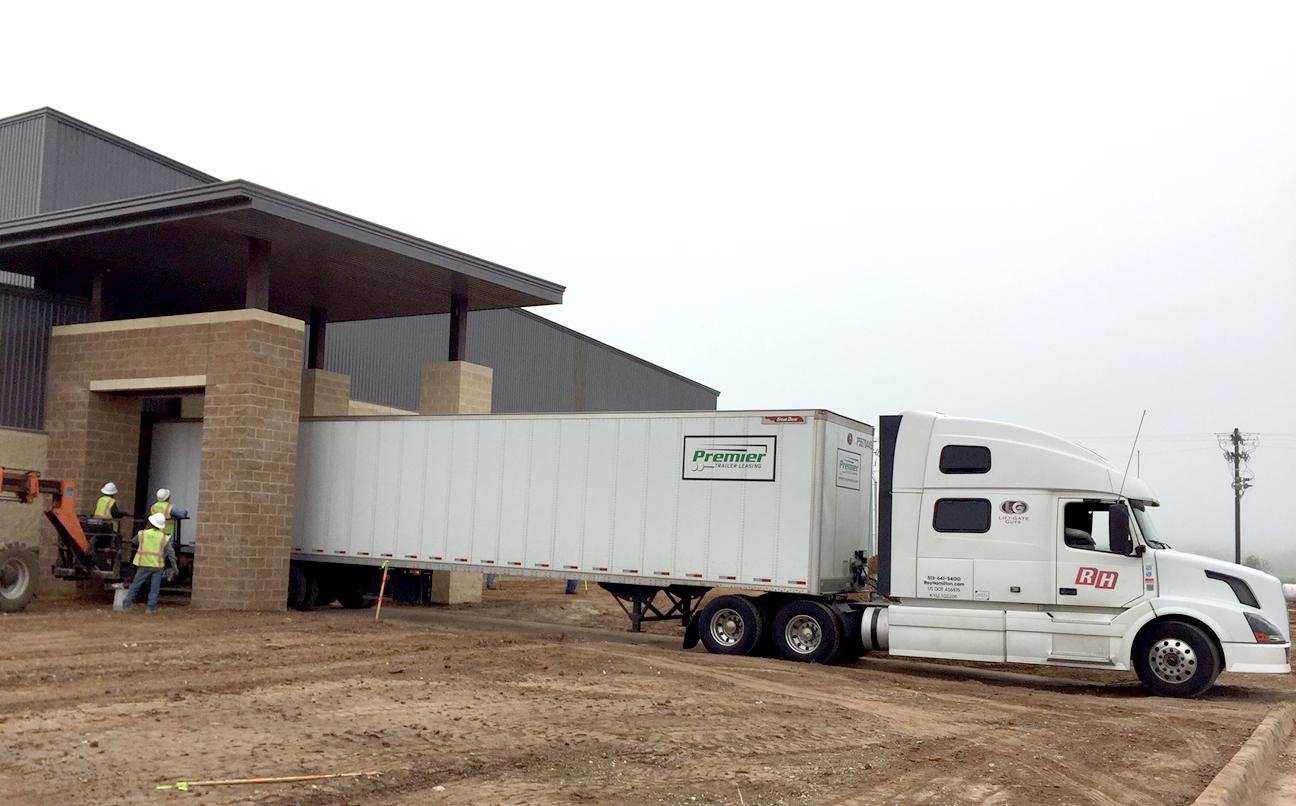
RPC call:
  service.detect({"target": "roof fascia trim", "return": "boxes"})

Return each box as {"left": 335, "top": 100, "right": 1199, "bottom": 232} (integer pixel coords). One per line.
{"left": 0, "top": 180, "right": 564, "bottom": 304}
{"left": 240, "top": 182, "right": 564, "bottom": 303}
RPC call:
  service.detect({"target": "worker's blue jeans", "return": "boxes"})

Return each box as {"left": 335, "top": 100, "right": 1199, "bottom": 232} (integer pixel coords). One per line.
{"left": 123, "top": 567, "right": 165, "bottom": 611}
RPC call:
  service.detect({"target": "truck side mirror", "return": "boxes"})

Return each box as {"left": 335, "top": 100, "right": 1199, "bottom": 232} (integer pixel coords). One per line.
{"left": 1109, "top": 506, "right": 1132, "bottom": 555}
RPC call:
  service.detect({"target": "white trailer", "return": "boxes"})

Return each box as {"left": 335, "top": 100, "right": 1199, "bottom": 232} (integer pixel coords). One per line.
{"left": 289, "top": 409, "right": 874, "bottom": 654}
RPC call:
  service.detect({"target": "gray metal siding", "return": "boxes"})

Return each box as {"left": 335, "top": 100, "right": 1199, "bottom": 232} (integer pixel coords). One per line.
{"left": 327, "top": 310, "right": 718, "bottom": 413}
{"left": 0, "top": 117, "right": 44, "bottom": 222}
{"left": 0, "top": 286, "right": 88, "bottom": 429}
{"left": 39, "top": 117, "right": 210, "bottom": 213}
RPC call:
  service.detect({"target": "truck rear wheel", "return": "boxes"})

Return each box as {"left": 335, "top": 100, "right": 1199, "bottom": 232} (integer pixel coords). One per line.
{"left": 0, "top": 542, "right": 37, "bottom": 613}
{"left": 300, "top": 568, "right": 322, "bottom": 610}
{"left": 1132, "top": 621, "right": 1221, "bottom": 697}
{"left": 336, "top": 583, "right": 373, "bottom": 609}
{"left": 772, "top": 600, "right": 842, "bottom": 663}
{"left": 698, "top": 595, "right": 765, "bottom": 656}
{"left": 287, "top": 565, "right": 309, "bottom": 610}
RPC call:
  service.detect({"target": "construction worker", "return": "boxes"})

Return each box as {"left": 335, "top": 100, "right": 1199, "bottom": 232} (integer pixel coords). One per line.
{"left": 93, "top": 482, "right": 122, "bottom": 532}
{"left": 151, "top": 489, "right": 176, "bottom": 538}
{"left": 119, "top": 512, "right": 173, "bottom": 613}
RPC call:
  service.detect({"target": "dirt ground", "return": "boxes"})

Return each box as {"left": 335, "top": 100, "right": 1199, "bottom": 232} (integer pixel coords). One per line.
{"left": 1, "top": 580, "right": 1291, "bottom": 806}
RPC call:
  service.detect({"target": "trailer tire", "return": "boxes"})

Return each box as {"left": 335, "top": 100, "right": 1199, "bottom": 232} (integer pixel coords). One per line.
{"left": 698, "top": 595, "right": 765, "bottom": 656}
{"left": 300, "top": 568, "right": 322, "bottom": 610}
{"left": 1132, "top": 620, "right": 1221, "bottom": 698}
{"left": 772, "top": 600, "right": 842, "bottom": 663}
{"left": 336, "top": 583, "right": 373, "bottom": 609}
{"left": 314, "top": 574, "right": 336, "bottom": 608}
{"left": 287, "top": 565, "right": 309, "bottom": 610}
{"left": 0, "top": 542, "right": 38, "bottom": 613}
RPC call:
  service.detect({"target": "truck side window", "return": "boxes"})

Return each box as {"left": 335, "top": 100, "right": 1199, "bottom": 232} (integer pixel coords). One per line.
{"left": 939, "top": 445, "right": 991, "bottom": 474}
{"left": 1063, "top": 501, "right": 1116, "bottom": 553}
{"left": 933, "top": 498, "right": 991, "bottom": 533}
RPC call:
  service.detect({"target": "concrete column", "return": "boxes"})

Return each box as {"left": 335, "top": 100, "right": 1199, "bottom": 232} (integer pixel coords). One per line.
{"left": 89, "top": 267, "right": 105, "bottom": 322}
{"left": 419, "top": 359, "right": 493, "bottom": 603}
{"left": 307, "top": 306, "right": 328, "bottom": 369}
{"left": 245, "top": 238, "right": 271, "bottom": 310}
{"left": 300, "top": 368, "right": 351, "bottom": 417}
{"left": 448, "top": 293, "right": 469, "bottom": 362}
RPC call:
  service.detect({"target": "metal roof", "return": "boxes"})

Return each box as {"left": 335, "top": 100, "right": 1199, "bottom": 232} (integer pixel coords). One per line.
{"left": 0, "top": 107, "right": 217, "bottom": 185}
{"left": 0, "top": 180, "right": 564, "bottom": 321}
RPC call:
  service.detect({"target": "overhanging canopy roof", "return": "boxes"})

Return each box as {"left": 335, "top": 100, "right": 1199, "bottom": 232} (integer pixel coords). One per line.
{"left": 0, "top": 180, "right": 564, "bottom": 322}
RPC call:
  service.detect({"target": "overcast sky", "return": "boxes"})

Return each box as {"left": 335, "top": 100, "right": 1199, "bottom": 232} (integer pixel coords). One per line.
{"left": 5, "top": 2, "right": 1294, "bottom": 564}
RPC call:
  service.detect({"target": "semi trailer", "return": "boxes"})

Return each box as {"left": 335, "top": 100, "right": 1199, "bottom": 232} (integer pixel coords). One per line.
{"left": 16, "top": 408, "right": 1290, "bottom": 697}
{"left": 286, "top": 409, "right": 1290, "bottom": 697}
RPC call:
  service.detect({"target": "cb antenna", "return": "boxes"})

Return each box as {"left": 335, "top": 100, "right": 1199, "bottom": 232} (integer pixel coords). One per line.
{"left": 1117, "top": 410, "right": 1147, "bottom": 501}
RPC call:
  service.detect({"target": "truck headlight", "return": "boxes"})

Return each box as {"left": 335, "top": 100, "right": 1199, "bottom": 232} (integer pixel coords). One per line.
{"left": 1245, "top": 613, "right": 1287, "bottom": 644}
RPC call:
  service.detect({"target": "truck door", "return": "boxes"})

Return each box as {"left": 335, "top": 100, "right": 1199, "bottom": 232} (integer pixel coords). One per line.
{"left": 1055, "top": 499, "right": 1144, "bottom": 607}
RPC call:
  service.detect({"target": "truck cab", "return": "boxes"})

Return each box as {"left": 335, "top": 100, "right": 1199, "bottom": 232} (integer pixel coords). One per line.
{"left": 868, "top": 411, "right": 1290, "bottom": 696}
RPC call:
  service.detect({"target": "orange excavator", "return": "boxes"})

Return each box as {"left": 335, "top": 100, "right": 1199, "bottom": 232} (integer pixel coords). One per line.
{"left": 0, "top": 467, "right": 115, "bottom": 613}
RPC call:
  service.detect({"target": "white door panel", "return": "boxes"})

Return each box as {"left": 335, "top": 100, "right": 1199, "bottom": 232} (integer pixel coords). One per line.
{"left": 1056, "top": 500, "right": 1144, "bottom": 607}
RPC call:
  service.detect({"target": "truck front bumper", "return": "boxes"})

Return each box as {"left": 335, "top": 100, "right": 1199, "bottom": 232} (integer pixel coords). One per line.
{"left": 1222, "top": 642, "right": 1291, "bottom": 674}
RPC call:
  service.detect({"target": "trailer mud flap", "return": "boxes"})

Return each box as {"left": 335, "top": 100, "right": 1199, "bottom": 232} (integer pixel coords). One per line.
{"left": 683, "top": 614, "right": 701, "bottom": 649}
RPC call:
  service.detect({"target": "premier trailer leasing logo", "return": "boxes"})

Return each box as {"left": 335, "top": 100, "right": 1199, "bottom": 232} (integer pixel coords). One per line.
{"left": 682, "top": 436, "right": 777, "bottom": 481}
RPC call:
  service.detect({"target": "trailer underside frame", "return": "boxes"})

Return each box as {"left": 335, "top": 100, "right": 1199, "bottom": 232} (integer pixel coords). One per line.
{"left": 597, "top": 582, "right": 711, "bottom": 632}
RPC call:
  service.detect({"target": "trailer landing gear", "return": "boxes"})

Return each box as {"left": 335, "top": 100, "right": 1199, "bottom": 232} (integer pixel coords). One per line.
{"left": 598, "top": 583, "right": 710, "bottom": 633}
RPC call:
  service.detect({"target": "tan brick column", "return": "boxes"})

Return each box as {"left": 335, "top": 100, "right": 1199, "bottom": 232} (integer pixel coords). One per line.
{"left": 300, "top": 368, "right": 351, "bottom": 417}
{"left": 193, "top": 316, "right": 303, "bottom": 610}
{"left": 43, "top": 328, "right": 147, "bottom": 597}
{"left": 419, "top": 360, "right": 492, "bottom": 603}
{"left": 418, "top": 361, "right": 493, "bottom": 415}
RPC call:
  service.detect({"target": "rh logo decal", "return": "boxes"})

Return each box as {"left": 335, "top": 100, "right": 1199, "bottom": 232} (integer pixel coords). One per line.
{"left": 1075, "top": 566, "right": 1119, "bottom": 590}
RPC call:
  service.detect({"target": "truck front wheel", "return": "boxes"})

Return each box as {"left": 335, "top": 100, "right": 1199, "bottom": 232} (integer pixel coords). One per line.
{"left": 698, "top": 595, "right": 765, "bottom": 656}
{"left": 1132, "top": 621, "right": 1221, "bottom": 697}
{"left": 772, "top": 600, "right": 842, "bottom": 663}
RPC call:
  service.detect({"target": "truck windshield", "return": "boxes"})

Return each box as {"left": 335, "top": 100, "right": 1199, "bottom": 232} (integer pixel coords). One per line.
{"left": 1131, "top": 500, "right": 1169, "bottom": 549}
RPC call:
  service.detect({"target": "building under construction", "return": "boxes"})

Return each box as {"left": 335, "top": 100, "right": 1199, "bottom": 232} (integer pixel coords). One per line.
{"left": 0, "top": 107, "right": 715, "bottom": 610}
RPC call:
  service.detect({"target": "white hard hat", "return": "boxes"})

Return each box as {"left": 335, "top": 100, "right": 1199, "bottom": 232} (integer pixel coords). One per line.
{"left": 156, "top": 488, "right": 171, "bottom": 501}
{"left": 101, "top": 482, "right": 118, "bottom": 496}
{"left": 148, "top": 512, "right": 167, "bottom": 530}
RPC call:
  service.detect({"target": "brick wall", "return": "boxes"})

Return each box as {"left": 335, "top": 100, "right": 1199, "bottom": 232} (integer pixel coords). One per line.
{"left": 44, "top": 310, "right": 304, "bottom": 610}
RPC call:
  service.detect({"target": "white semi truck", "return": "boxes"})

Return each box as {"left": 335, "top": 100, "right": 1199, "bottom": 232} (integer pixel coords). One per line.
{"left": 151, "top": 408, "right": 1292, "bottom": 697}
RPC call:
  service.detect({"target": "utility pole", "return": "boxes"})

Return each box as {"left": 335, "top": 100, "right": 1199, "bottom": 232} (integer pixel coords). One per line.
{"left": 1217, "top": 428, "right": 1256, "bottom": 565}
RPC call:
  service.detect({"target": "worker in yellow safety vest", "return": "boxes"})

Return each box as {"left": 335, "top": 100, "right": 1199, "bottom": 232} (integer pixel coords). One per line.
{"left": 151, "top": 489, "right": 176, "bottom": 537}
{"left": 119, "top": 512, "right": 174, "bottom": 613}
{"left": 93, "top": 482, "right": 123, "bottom": 532}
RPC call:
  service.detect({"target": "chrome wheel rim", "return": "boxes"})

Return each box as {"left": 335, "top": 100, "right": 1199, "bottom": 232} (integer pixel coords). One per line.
{"left": 0, "top": 557, "right": 29, "bottom": 599}
{"left": 1148, "top": 638, "right": 1197, "bottom": 684}
{"left": 785, "top": 614, "right": 823, "bottom": 655}
{"left": 709, "top": 608, "right": 745, "bottom": 646}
